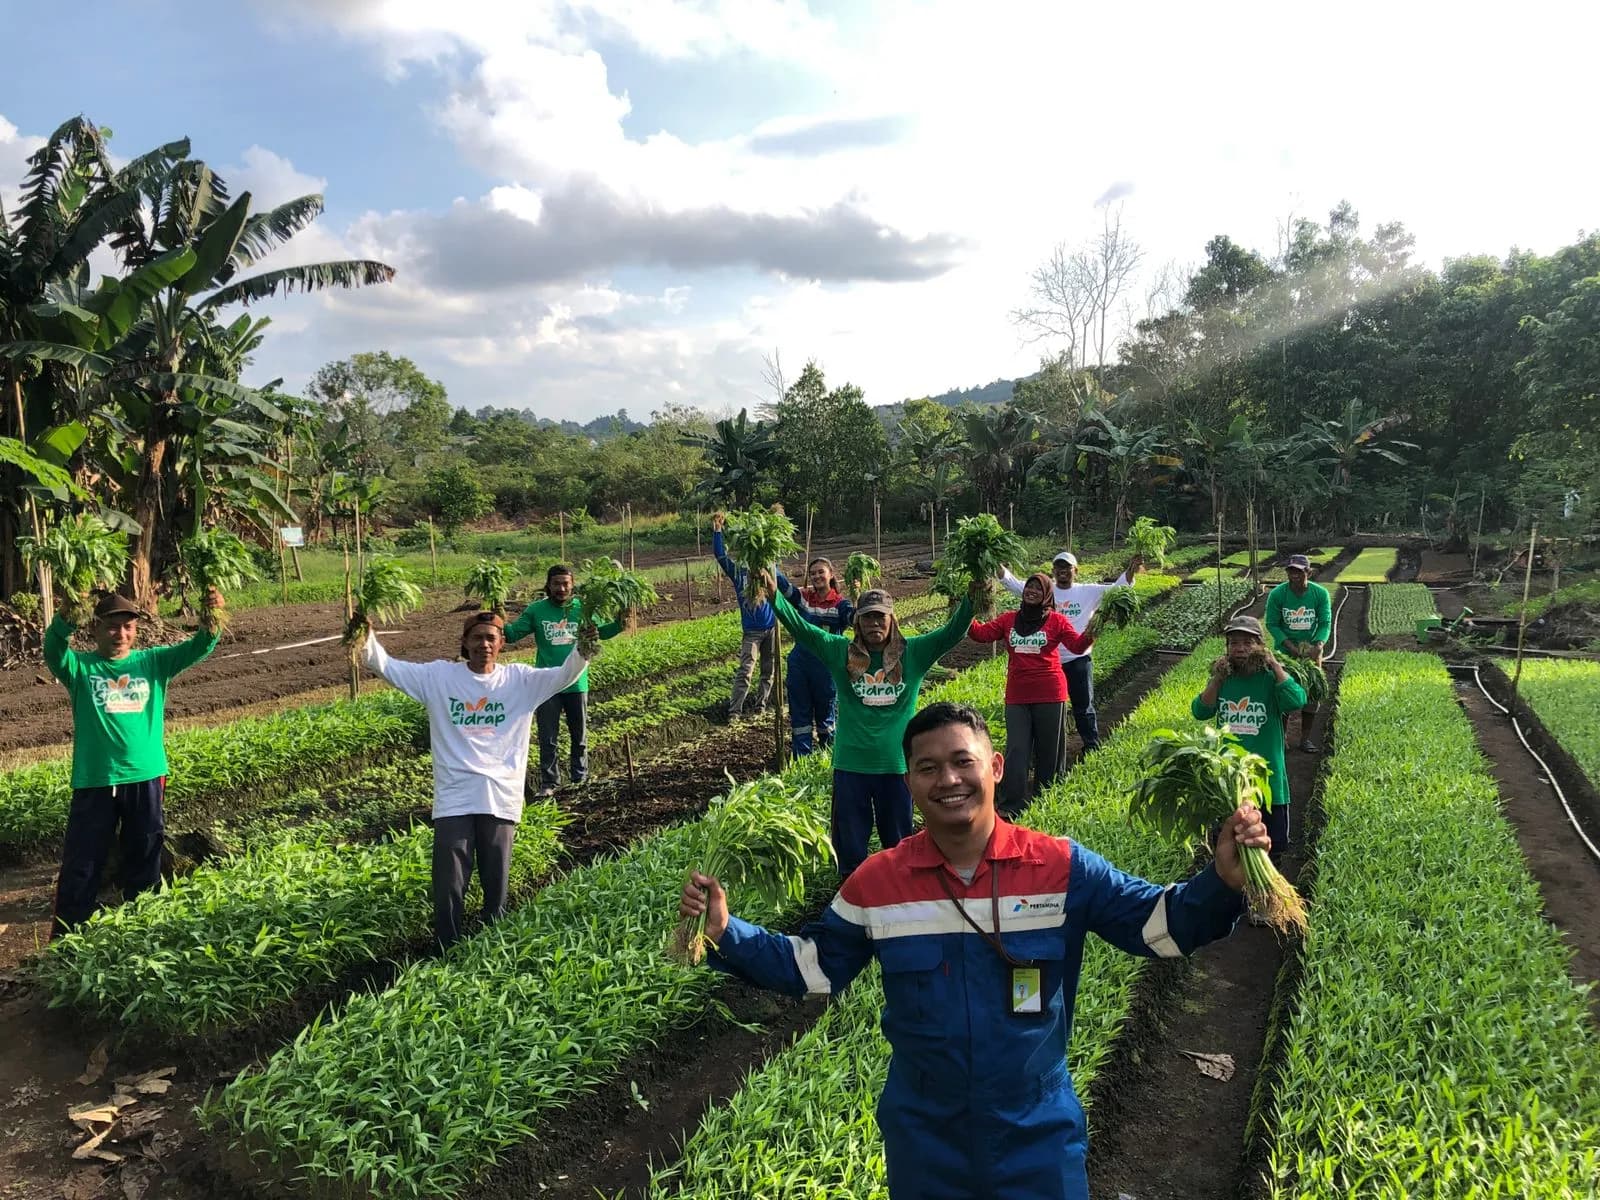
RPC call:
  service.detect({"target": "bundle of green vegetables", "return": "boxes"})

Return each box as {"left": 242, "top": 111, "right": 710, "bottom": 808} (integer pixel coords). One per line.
{"left": 1131, "top": 725, "right": 1308, "bottom": 933}
{"left": 1126, "top": 515, "right": 1178, "bottom": 568}
{"left": 722, "top": 506, "right": 802, "bottom": 604}
{"left": 668, "top": 773, "right": 834, "bottom": 965}
{"left": 464, "top": 557, "right": 517, "bottom": 616}
{"left": 843, "top": 552, "right": 880, "bottom": 603}
{"left": 20, "top": 513, "right": 129, "bottom": 625}
{"left": 343, "top": 557, "right": 425, "bottom": 659}
{"left": 575, "top": 557, "right": 658, "bottom": 633}
{"left": 1279, "top": 654, "right": 1329, "bottom": 706}
{"left": 1086, "top": 584, "right": 1141, "bottom": 636}
{"left": 179, "top": 529, "right": 262, "bottom": 633}
{"left": 937, "top": 513, "right": 1030, "bottom": 617}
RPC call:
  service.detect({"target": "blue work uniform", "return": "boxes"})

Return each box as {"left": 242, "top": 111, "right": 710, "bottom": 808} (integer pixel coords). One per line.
{"left": 710, "top": 819, "right": 1244, "bottom": 1199}
{"left": 775, "top": 571, "right": 854, "bottom": 756}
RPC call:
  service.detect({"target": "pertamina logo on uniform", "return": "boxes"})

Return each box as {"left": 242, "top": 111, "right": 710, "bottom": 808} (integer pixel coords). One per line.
{"left": 91, "top": 674, "right": 150, "bottom": 715}
{"left": 541, "top": 618, "right": 577, "bottom": 646}
{"left": 450, "top": 695, "right": 508, "bottom": 729}
{"left": 1284, "top": 605, "right": 1316, "bottom": 632}
{"left": 1220, "top": 696, "right": 1268, "bottom": 737}
{"left": 851, "top": 668, "right": 905, "bottom": 707}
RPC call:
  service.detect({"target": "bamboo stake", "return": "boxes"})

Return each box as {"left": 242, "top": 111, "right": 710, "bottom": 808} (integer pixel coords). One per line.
{"left": 1215, "top": 509, "right": 1225, "bottom": 632}
{"left": 685, "top": 559, "right": 694, "bottom": 619}
{"left": 805, "top": 506, "right": 814, "bottom": 565}
{"left": 279, "top": 535, "right": 289, "bottom": 604}
{"left": 874, "top": 499, "right": 882, "bottom": 565}
{"left": 772, "top": 625, "right": 787, "bottom": 770}
{"left": 1472, "top": 492, "right": 1486, "bottom": 576}
{"left": 929, "top": 503, "right": 937, "bottom": 561}
{"left": 343, "top": 544, "right": 357, "bottom": 702}
{"left": 1510, "top": 523, "right": 1538, "bottom": 714}
{"left": 559, "top": 510, "right": 566, "bottom": 563}
{"left": 628, "top": 504, "right": 635, "bottom": 570}
{"left": 1067, "top": 499, "right": 1075, "bottom": 550}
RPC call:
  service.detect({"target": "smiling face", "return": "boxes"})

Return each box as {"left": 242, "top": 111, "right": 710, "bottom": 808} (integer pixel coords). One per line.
{"left": 1052, "top": 560, "right": 1076, "bottom": 588}
{"left": 462, "top": 624, "right": 505, "bottom": 673}
{"left": 1022, "top": 578, "right": 1048, "bottom": 607}
{"left": 1226, "top": 630, "right": 1262, "bottom": 664}
{"left": 906, "top": 720, "right": 1002, "bottom": 838}
{"left": 807, "top": 559, "right": 833, "bottom": 591}
{"left": 1286, "top": 566, "right": 1309, "bottom": 592}
{"left": 547, "top": 571, "right": 574, "bottom": 604}
{"left": 94, "top": 614, "right": 138, "bottom": 659}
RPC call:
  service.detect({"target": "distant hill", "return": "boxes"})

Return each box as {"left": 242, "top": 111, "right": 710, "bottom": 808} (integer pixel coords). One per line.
{"left": 471, "top": 406, "right": 646, "bottom": 440}
{"left": 873, "top": 374, "right": 1026, "bottom": 429}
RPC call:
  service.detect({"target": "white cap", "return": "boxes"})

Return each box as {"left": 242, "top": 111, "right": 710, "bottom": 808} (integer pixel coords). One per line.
{"left": 1051, "top": 550, "right": 1078, "bottom": 567}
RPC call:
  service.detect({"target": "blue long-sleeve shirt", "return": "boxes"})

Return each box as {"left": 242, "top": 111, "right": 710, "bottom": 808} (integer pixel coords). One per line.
{"left": 712, "top": 529, "right": 776, "bottom": 633}
{"left": 710, "top": 820, "right": 1243, "bottom": 1098}
{"left": 775, "top": 571, "right": 854, "bottom": 670}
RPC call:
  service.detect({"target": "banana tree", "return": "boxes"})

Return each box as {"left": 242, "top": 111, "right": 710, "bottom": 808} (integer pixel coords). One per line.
{"left": 1076, "top": 409, "right": 1167, "bottom": 545}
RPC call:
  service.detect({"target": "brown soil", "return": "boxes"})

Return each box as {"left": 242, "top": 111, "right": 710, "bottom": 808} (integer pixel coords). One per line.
{"left": 1417, "top": 550, "right": 1475, "bottom": 584}
{"left": 1391, "top": 545, "right": 1422, "bottom": 582}
{"left": 1085, "top": 581, "right": 1366, "bottom": 1200}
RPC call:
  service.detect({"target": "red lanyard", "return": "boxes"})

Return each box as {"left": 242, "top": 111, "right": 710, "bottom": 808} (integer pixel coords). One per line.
{"left": 935, "top": 860, "right": 1026, "bottom": 967}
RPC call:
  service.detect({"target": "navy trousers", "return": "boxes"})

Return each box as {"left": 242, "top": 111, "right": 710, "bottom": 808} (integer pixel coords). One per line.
{"left": 832, "top": 770, "right": 914, "bottom": 877}
{"left": 787, "top": 651, "right": 837, "bottom": 756}
{"left": 53, "top": 777, "right": 166, "bottom": 937}
{"left": 1060, "top": 655, "right": 1100, "bottom": 751}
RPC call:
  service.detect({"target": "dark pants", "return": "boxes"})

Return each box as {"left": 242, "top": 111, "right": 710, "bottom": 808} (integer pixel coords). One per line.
{"left": 833, "top": 770, "right": 914, "bottom": 878}
{"left": 1001, "top": 702, "right": 1066, "bottom": 818}
{"left": 1265, "top": 802, "right": 1292, "bottom": 859}
{"left": 53, "top": 777, "right": 167, "bottom": 937}
{"left": 1060, "top": 656, "right": 1100, "bottom": 751}
{"left": 535, "top": 691, "right": 588, "bottom": 788}
{"left": 432, "top": 814, "right": 516, "bottom": 948}
{"left": 787, "top": 651, "right": 837, "bottom": 756}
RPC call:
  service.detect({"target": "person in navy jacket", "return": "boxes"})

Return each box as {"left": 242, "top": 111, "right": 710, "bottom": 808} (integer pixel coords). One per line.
{"left": 775, "top": 556, "right": 854, "bottom": 756}
{"left": 711, "top": 513, "right": 778, "bottom": 718}
{"left": 679, "top": 701, "right": 1268, "bottom": 1200}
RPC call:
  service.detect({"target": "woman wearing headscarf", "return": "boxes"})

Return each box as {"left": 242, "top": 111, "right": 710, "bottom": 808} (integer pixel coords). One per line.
{"left": 775, "top": 557, "right": 854, "bottom": 756}
{"left": 968, "top": 572, "right": 1094, "bottom": 818}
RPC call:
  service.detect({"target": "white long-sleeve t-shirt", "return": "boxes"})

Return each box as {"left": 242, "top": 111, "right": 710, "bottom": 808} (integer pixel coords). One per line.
{"left": 1000, "top": 567, "right": 1132, "bottom": 664}
{"left": 361, "top": 633, "right": 586, "bottom": 821}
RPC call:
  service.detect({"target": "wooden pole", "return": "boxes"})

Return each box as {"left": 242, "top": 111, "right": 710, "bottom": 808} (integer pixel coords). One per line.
{"left": 805, "top": 506, "right": 814, "bottom": 565}
{"left": 1215, "top": 508, "right": 1225, "bottom": 632}
{"left": 354, "top": 501, "right": 364, "bottom": 583}
{"left": 1009, "top": 500, "right": 1015, "bottom": 531}
{"left": 929, "top": 503, "right": 937, "bottom": 561}
{"left": 772, "top": 625, "right": 786, "bottom": 770}
{"left": 1510, "top": 523, "right": 1538, "bottom": 713}
{"left": 1271, "top": 506, "right": 1279, "bottom": 553}
{"left": 343, "top": 543, "right": 357, "bottom": 702}
{"left": 559, "top": 510, "right": 566, "bottom": 563}
{"left": 695, "top": 509, "right": 702, "bottom": 557}
{"left": 290, "top": 545, "right": 304, "bottom": 583}
{"left": 874, "top": 498, "right": 882, "bottom": 565}
{"left": 1472, "top": 492, "right": 1486, "bottom": 576}
{"left": 685, "top": 558, "right": 694, "bottom": 619}
{"left": 427, "top": 516, "right": 439, "bottom": 585}
{"left": 1067, "top": 499, "right": 1075, "bottom": 550}
{"left": 628, "top": 504, "right": 636, "bottom": 570}
{"left": 623, "top": 731, "right": 637, "bottom": 796}
{"left": 279, "top": 534, "right": 289, "bottom": 604}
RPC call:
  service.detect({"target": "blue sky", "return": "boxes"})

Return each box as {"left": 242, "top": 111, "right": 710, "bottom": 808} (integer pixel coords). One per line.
{"left": 4, "top": 1, "right": 1598, "bottom": 421}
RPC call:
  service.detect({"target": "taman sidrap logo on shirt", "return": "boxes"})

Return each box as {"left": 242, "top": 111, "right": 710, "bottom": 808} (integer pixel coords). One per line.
{"left": 1219, "top": 696, "right": 1268, "bottom": 736}
{"left": 851, "top": 668, "right": 905, "bottom": 707}
{"left": 450, "top": 695, "right": 508, "bottom": 727}
{"left": 1009, "top": 629, "right": 1048, "bottom": 655}
{"left": 1284, "top": 605, "right": 1316, "bottom": 632}
{"left": 91, "top": 673, "right": 150, "bottom": 715}
{"left": 540, "top": 618, "right": 577, "bottom": 646}
{"left": 1063, "top": 600, "right": 1084, "bottom": 620}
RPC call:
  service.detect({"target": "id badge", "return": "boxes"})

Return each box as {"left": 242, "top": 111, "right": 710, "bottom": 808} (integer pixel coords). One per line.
{"left": 1010, "top": 964, "right": 1042, "bottom": 1016}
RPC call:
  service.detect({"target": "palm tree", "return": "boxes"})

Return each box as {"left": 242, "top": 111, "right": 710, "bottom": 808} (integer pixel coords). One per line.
{"left": 1300, "top": 398, "right": 1418, "bottom": 531}
{"left": 681, "top": 408, "right": 778, "bottom": 507}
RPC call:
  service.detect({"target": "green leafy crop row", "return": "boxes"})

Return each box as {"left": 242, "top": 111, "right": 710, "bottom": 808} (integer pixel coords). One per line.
{"left": 40, "top": 799, "right": 565, "bottom": 1035}
{"left": 1364, "top": 583, "right": 1438, "bottom": 636}
{"left": 1329, "top": 546, "right": 1397, "bottom": 584}
{"left": 1513, "top": 658, "right": 1600, "bottom": 792}
{"left": 1143, "top": 577, "right": 1256, "bottom": 646}
{"left": 1264, "top": 652, "right": 1600, "bottom": 1198}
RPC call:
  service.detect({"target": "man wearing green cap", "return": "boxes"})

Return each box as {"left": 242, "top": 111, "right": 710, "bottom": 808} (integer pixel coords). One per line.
{"left": 46, "top": 589, "right": 224, "bottom": 936}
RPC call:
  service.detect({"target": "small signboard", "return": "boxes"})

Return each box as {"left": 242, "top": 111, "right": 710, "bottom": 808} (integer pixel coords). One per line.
{"left": 280, "top": 526, "right": 305, "bottom": 548}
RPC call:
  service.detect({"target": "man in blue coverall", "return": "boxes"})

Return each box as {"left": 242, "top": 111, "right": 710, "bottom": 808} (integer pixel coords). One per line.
{"left": 678, "top": 701, "right": 1269, "bottom": 1199}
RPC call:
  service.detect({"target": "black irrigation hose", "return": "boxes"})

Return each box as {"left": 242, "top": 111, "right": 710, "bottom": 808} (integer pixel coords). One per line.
{"left": 1462, "top": 662, "right": 1600, "bottom": 868}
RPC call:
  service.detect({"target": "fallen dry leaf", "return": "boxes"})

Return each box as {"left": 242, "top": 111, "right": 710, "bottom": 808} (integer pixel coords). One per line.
{"left": 112, "top": 1068, "right": 174, "bottom": 1097}
{"left": 71, "top": 1121, "right": 123, "bottom": 1163}
{"left": 75, "top": 1040, "right": 111, "bottom": 1087}
{"left": 59, "top": 1166, "right": 106, "bottom": 1200}
{"left": 1179, "top": 1049, "right": 1236, "bottom": 1082}
{"left": 117, "top": 1107, "right": 164, "bottom": 1139}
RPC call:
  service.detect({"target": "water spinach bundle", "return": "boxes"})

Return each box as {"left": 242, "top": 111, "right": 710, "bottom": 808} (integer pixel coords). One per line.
{"left": 575, "top": 556, "right": 659, "bottom": 626}
{"left": 464, "top": 557, "right": 518, "bottom": 616}
{"left": 345, "top": 556, "right": 425, "bottom": 664}
{"left": 669, "top": 773, "right": 834, "bottom": 965}
{"left": 179, "top": 529, "right": 262, "bottom": 632}
{"left": 1087, "top": 584, "right": 1140, "bottom": 636}
{"left": 20, "top": 513, "right": 128, "bottom": 624}
{"left": 722, "top": 506, "right": 802, "bottom": 604}
{"left": 1278, "top": 654, "right": 1329, "bottom": 705}
{"left": 1132, "top": 725, "right": 1307, "bottom": 932}
{"left": 843, "top": 552, "right": 880, "bottom": 603}
{"left": 939, "top": 513, "right": 1029, "bottom": 617}
{"left": 1126, "top": 515, "right": 1178, "bottom": 567}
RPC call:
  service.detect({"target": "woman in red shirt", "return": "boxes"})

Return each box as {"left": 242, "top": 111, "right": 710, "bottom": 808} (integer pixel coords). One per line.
{"left": 968, "top": 572, "right": 1094, "bottom": 818}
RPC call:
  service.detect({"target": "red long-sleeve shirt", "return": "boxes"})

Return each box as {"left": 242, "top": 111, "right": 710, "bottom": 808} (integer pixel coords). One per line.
{"left": 968, "top": 611, "right": 1093, "bottom": 705}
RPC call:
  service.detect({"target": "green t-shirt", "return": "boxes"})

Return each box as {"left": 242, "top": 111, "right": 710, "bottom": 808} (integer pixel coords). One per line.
{"left": 773, "top": 591, "right": 974, "bottom": 775}
{"left": 44, "top": 616, "right": 220, "bottom": 789}
{"left": 1264, "top": 581, "right": 1331, "bottom": 650}
{"left": 503, "top": 598, "right": 622, "bottom": 694}
{"left": 1191, "top": 668, "right": 1307, "bottom": 810}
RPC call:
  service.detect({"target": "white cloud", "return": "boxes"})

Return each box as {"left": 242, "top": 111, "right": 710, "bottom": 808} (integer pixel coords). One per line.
{"left": 223, "top": 145, "right": 328, "bottom": 209}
